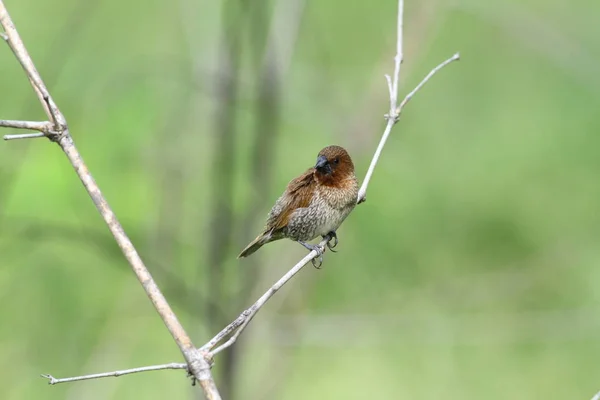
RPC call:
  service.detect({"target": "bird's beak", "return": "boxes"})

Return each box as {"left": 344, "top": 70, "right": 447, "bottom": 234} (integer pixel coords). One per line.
{"left": 315, "top": 155, "right": 331, "bottom": 174}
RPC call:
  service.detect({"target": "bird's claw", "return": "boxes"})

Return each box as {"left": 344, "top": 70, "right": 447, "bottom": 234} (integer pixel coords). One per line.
{"left": 311, "top": 255, "right": 323, "bottom": 269}
{"left": 325, "top": 231, "right": 338, "bottom": 252}
{"left": 299, "top": 232, "right": 339, "bottom": 268}
{"left": 298, "top": 240, "right": 325, "bottom": 269}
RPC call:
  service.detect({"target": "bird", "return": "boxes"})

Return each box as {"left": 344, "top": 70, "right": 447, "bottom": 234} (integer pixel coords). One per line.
{"left": 238, "top": 145, "right": 359, "bottom": 260}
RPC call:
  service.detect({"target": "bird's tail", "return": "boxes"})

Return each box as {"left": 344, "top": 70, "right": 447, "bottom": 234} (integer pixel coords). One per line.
{"left": 238, "top": 230, "right": 273, "bottom": 258}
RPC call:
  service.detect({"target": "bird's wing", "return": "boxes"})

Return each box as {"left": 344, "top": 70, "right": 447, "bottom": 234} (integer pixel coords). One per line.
{"left": 266, "top": 168, "right": 315, "bottom": 231}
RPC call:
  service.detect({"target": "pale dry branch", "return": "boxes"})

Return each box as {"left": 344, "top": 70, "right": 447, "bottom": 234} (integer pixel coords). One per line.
{"left": 41, "top": 363, "right": 188, "bottom": 385}
{"left": 0, "top": 119, "right": 51, "bottom": 131}
{"left": 1, "top": 120, "right": 54, "bottom": 140}
{"left": 0, "top": 1, "right": 219, "bottom": 398}
{"left": 204, "top": 236, "right": 331, "bottom": 355}
{"left": 355, "top": 0, "right": 459, "bottom": 204}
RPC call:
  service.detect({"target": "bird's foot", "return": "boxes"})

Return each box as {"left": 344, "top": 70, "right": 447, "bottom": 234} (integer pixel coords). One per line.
{"left": 324, "top": 231, "right": 338, "bottom": 252}
{"left": 298, "top": 240, "right": 325, "bottom": 269}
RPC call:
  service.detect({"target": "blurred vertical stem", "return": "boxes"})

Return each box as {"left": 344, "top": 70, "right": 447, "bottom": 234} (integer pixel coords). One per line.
{"left": 237, "top": 0, "right": 306, "bottom": 397}
{"left": 239, "top": 0, "right": 281, "bottom": 297}
{"left": 241, "top": 0, "right": 306, "bottom": 301}
{"left": 206, "top": 0, "right": 244, "bottom": 397}
{"left": 152, "top": 75, "right": 191, "bottom": 302}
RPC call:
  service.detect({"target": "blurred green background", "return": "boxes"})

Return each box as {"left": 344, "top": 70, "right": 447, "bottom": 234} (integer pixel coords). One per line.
{"left": 1, "top": 0, "right": 600, "bottom": 398}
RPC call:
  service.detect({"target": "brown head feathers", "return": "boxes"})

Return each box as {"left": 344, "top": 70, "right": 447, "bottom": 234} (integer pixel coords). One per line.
{"left": 313, "top": 145, "right": 355, "bottom": 187}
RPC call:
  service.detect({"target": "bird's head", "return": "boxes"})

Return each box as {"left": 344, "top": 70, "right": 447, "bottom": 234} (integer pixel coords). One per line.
{"left": 313, "top": 145, "right": 355, "bottom": 186}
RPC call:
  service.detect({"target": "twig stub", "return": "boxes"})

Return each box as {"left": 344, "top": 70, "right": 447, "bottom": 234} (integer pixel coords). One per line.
{"left": 3, "top": 132, "right": 45, "bottom": 140}
{"left": 40, "top": 363, "right": 189, "bottom": 385}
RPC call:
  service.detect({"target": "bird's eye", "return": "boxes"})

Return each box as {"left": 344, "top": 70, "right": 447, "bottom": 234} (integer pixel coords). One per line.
{"left": 333, "top": 157, "right": 340, "bottom": 165}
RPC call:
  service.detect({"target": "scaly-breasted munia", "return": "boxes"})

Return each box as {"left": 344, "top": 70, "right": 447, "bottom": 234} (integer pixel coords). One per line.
{"left": 238, "top": 145, "right": 359, "bottom": 258}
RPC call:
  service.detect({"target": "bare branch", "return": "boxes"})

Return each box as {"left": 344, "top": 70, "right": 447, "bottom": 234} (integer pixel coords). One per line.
{"left": 0, "top": 1, "right": 219, "bottom": 397}
{"left": 355, "top": 0, "right": 404, "bottom": 204}
{"left": 3, "top": 132, "right": 45, "bottom": 140}
{"left": 0, "top": 119, "right": 50, "bottom": 131}
{"left": 202, "top": 236, "right": 331, "bottom": 354}
{"left": 356, "top": 0, "right": 459, "bottom": 204}
{"left": 0, "top": 8, "right": 61, "bottom": 127}
{"left": 41, "top": 363, "right": 187, "bottom": 385}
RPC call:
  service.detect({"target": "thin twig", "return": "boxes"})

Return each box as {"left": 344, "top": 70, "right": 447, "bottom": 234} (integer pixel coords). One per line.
{"left": 203, "top": 236, "right": 330, "bottom": 353}
{"left": 395, "top": 52, "right": 460, "bottom": 116}
{"left": 4, "top": 132, "right": 45, "bottom": 140}
{"left": 0, "top": 119, "right": 50, "bottom": 131}
{"left": 41, "top": 363, "right": 188, "bottom": 385}
{"left": 0, "top": 119, "right": 51, "bottom": 140}
{"left": 0, "top": 2, "right": 219, "bottom": 397}
{"left": 389, "top": 0, "right": 404, "bottom": 113}
{"left": 357, "top": 52, "right": 459, "bottom": 203}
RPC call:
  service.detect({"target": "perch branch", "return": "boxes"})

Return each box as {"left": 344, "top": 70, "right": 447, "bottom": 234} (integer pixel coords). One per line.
{"left": 202, "top": 236, "right": 331, "bottom": 354}
{"left": 0, "top": 1, "right": 219, "bottom": 398}
{"left": 41, "top": 363, "right": 188, "bottom": 385}
{"left": 204, "top": 0, "right": 459, "bottom": 353}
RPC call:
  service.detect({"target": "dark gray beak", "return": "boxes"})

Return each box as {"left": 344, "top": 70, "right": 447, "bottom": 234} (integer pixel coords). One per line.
{"left": 315, "top": 155, "right": 328, "bottom": 169}
{"left": 315, "top": 155, "right": 331, "bottom": 174}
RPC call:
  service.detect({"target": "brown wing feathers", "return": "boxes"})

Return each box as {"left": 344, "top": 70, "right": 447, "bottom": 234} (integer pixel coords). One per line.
{"left": 269, "top": 169, "right": 315, "bottom": 231}
{"left": 237, "top": 169, "right": 315, "bottom": 258}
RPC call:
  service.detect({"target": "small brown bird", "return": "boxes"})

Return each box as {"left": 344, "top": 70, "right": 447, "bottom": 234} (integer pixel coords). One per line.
{"left": 238, "top": 145, "right": 359, "bottom": 259}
